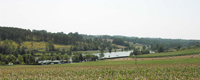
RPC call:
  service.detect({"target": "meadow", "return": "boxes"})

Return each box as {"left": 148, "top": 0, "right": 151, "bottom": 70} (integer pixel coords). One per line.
{"left": 0, "top": 58, "right": 199, "bottom": 79}
{"left": 133, "top": 47, "right": 200, "bottom": 58}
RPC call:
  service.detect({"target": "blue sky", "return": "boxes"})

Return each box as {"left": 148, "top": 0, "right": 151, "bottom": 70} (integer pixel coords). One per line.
{"left": 0, "top": 0, "right": 200, "bottom": 39}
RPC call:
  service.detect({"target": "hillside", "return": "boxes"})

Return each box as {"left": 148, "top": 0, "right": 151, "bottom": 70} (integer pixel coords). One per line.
{"left": 1, "top": 26, "right": 200, "bottom": 65}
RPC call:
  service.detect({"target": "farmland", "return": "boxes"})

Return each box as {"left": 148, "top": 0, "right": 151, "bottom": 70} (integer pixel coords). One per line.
{"left": 0, "top": 58, "right": 200, "bottom": 79}
{"left": 131, "top": 47, "right": 200, "bottom": 58}
{"left": 1, "top": 27, "right": 200, "bottom": 79}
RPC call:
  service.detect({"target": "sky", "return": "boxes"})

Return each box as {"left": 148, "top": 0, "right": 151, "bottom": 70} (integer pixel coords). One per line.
{"left": 0, "top": 0, "right": 200, "bottom": 40}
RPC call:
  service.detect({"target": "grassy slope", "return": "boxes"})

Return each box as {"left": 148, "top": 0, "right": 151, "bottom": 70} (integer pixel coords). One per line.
{"left": 23, "top": 41, "right": 71, "bottom": 51}
{"left": 1, "top": 57, "right": 199, "bottom": 68}
{"left": 1, "top": 41, "right": 71, "bottom": 51}
{"left": 67, "top": 57, "right": 200, "bottom": 66}
{"left": 132, "top": 48, "right": 200, "bottom": 58}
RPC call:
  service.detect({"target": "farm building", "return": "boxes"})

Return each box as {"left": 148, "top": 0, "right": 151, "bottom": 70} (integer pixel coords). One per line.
{"left": 38, "top": 60, "right": 61, "bottom": 65}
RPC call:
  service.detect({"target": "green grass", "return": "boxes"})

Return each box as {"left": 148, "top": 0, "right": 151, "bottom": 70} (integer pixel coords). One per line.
{"left": 66, "top": 57, "right": 200, "bottom": 66}
{"left": 132, "top": 48, "right": 200, "bottom": 58}
{"left": 1, "top": 57, "right": 199, "bottom": 68}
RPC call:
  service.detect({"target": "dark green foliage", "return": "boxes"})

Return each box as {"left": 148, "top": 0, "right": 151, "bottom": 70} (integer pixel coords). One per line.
{"left": 158, "top": 46, "right": 164, "bottom": 53}
{"left": 83, "top": 34, "right": 200, "bottom": 50}
{"left": 46, "top": 41, "right": 55, "bottom": 51}
{"left": 112, "top": 38, "right": 124, "bottom": 45}
{"left": 51, "top": 52, "right": 54, "bottom": 56}
{"left": 123, "top": 42, "right": 129, "bottom": 47}
{"left": 0, "top": 61, "right": 6, "bottom": 65}
{"left": 176, "top": 46, "right": 181, "bottom": 51}
{"left": 143, "top": 46, "right": 146, "bottom": 50}
{"left": 79, "top": 54, "right": 83, "bottom": 61}
{"left": 133, "top": 48, "right": 141, "bottom": 55}
{"left": 0, "top": 54, "right": 2, "bottom": 61}
{"left": 0, "top": 27, "right": 83, "bottom": 45}
{"left": 55, "top": 55, "right": 61, "bottom": 60}
{"left": 61, "top": 49, "right": 65, "bottom": 55}
{"left": 0, "top": 27, "right": 31, "bottom": 41}
{"left": 141, "top": 50, "right": 150, "bottom": 54}
{"left": 130, "top": 47, "right": 149, "bottom": 56}
{"left": 91, "top": 55, "right": 98, "bottom": 61}
{"left": 23, "top": 54, "right": 35, "bottom": 64}
{"left": 72, "top": 55, "right": 79, "bottom": 62}
{"left": 20, "top": 46, "right": 27, "bottom": 55}
{"left": 108, "top": 46, "right": 112, "bottom": 53}
{"left": 16, "top": 38, "right": 23, "bottom": 46}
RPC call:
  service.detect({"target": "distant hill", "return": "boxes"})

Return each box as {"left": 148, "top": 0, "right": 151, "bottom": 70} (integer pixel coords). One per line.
{"left": 82, "top": 34, "right": 200, "bottom": 49}
{"left": 1, "top": 26, "right": 200, "bottom": 50}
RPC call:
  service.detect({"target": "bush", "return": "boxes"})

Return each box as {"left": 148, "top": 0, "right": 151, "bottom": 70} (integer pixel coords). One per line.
{"left": 141, "top": 50, "right": 150, "bottom": 54}
{"left": 0, "top": 61, "right": 6, "bottom": 65}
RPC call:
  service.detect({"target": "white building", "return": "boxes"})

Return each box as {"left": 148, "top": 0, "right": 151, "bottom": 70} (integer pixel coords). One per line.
{"left": 38, "top": 60, "right": 61, "bottom": 65}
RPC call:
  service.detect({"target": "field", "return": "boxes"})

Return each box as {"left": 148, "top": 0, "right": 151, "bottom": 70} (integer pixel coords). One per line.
{"left": 1, "top": 41, "right": 200, "bottom": 79}
{"left": 0, "top": 41, "right": 71, "bottom": 51}
{"left": 133, "top": 47, "right": 200, "bottom": 58}
{"left": 108, "top": 54, "right": 200, "bottom": 61}
{"left": 22, "top": 41, "right": 71, "bottom": 51}
{"left": 0, "top": 58, "right": 200, "bottom": 79}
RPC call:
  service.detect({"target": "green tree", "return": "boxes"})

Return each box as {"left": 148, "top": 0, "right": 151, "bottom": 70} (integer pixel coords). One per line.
{"left": 108, "top": 46, "right": 112, "bottom": 53}
{"left": 0, "top": 54, "right": 3, "bottom": 61}
{"left": 112, "top": 38, "right": 124, "bottom": 45}
{"left": 176, "top": 46, "right": 181, "bottom": 51}
{"left": 133, "top": 47, "right": 141, "bottom": 55}
{"left": 143, "top": 46, "right": 146, "bottom": 50}
{"left": 61, "top": 49, "right": 65, "bottom": 55}
{"left": 141, "top": 50, "right": 150, "bottom": 54}
{"left": 63, "top": 54, "right": 70, "bottom": 60}
{"left": 85, "top": 54, "right": 91, "bottom": 59}
{"left": 5, "top": 55, "right": 16, "bottom": 64}
{"left": 18, "top": 55, "right": 24, "bottom": 64}
{"left": 16, "top": 38, "right": 23, "bottom": 46}
{"left": 158, "top": 46, "right": 164, "bottom": 53}
{"left": 39, "top": 55, "right": 45, "bottom": 61}
{"left": 79, "top": 54, "right": 83, "bottom": 61}
{"left": 46, "top": 41, "right": 55, "bottom": 51}
{"left": 55, "top": 55, "right": 61, "bottom": 60}
{"left": 99, "top": 53, "right": 104, "bottom": 59}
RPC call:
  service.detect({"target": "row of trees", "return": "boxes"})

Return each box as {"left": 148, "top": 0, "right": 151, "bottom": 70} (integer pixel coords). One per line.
{"left": 72, "top": 54, "right": 98, "bottom": 62}
{"left": 130, "top": 47, "right": 150, "bottom": 56}
{"left": 0, "top": 27, "right": 83, "bottom": 45}
{"left": 0, "top": 54, "right": 35, "bottom": 65}
{"left": 112, "top": 38, "right": 130, "bottom": 47}
{"left": 39, "top": 54, "right": 70, "bottom": 61}
{"left": 83, "top": 34, "right": 200, "bottom": 50}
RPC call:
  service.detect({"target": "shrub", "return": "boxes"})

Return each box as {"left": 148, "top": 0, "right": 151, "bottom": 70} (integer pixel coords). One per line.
{"left": 0, "top": 61, "right": 6, "bottom": 65}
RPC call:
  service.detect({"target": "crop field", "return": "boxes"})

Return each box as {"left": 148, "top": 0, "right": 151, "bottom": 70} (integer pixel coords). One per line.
{"left": 0, "top": 58, "right": 200, "bottom": 80}
{"left": 0, "top": 64, "right": 199, "bottom": 80}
